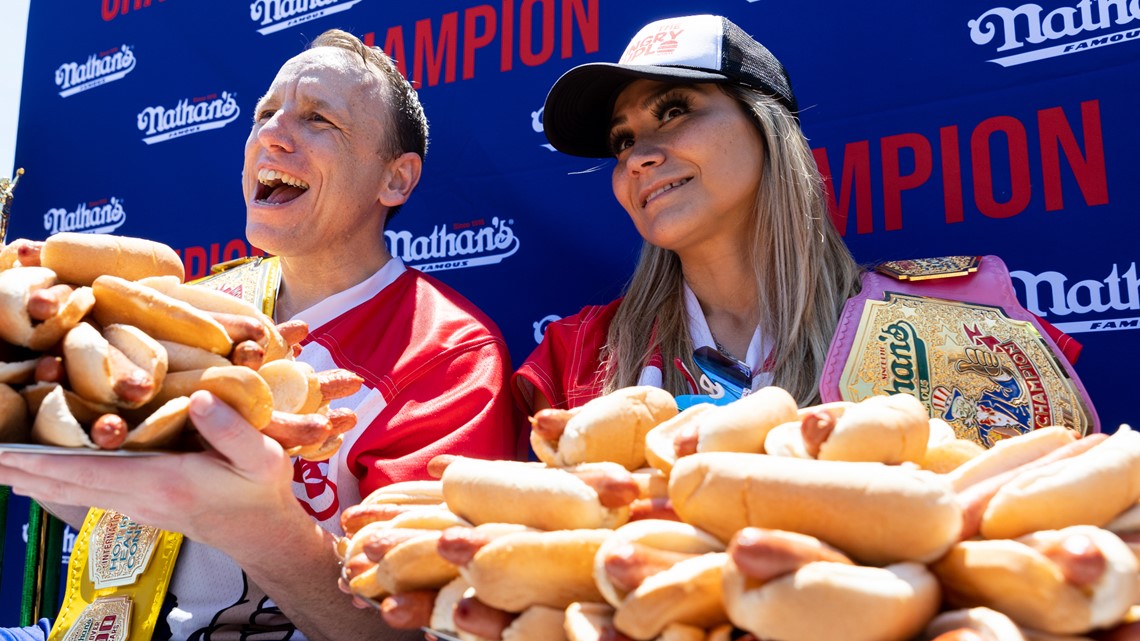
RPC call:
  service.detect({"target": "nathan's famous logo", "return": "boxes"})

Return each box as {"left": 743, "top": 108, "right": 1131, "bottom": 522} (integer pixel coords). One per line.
{"left": 136, "top": 91, "right": 241, "bottom": 145}
{"left": 969, "top": 0, "right": 1140, "bottom": 66}
{"left": 250, "top": 0, "right": 364, "bottom": 35}
{"left": 386, "top": 217, "right": 519, "bottom": 273}
{"left": 533, "top": 314, "right": 562, "bottom": 344}
{"left": 54, "top": 44, "right": 136, "bottom": 98}
{"left": 1012, "top": 262, "right": 1140, "bottom": 333}
{"left": 877, "top": 320, "right": 932, "bottom": 398}
{"left": 531, "top": 105, "right": 555, "bottom": 152}
{"left": 44, "top": 198, "right": 126, "bottom": 235}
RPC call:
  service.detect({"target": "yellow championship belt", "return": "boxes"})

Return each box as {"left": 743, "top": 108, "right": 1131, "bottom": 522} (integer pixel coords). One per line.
{"left": 50, "top": 256, "right": 281, "bottom": 640}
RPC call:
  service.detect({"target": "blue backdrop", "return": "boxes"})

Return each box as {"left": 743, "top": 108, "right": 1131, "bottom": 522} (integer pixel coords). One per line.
{"left": 4, "top": 0, "right": 1139, "bottom": 617}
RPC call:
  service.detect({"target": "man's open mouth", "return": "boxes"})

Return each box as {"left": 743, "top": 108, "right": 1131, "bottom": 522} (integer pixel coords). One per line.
{"left": 255, "top": 168, "right": 310, "bottom": 205}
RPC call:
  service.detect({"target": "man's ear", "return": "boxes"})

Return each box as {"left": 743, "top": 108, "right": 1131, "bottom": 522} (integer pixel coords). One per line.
{"left": 377, "top": 151, "right": 423, "bottom": 208}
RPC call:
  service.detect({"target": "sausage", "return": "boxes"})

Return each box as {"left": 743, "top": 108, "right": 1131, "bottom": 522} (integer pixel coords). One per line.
{"left": 230, "top": 340, "right": 265, "bottom": 369}
{"left": 930, "top": 631, "right": 986, "bottom": 641}
{"left": 602, "top": 541, "right": 700, "bottom": 593}
{"left": 957, "top": 434, "right": 1108, "bottom": 540}
{"left": 91, "top": 413, "right": 129, "bottom": 450}
{"left": 342, "top": 552, "right": 374, "bottom": 581}
{"left": 27, "top": 284, "right": 74, "bottom": 321}
{"left": 34, "top": 355, "right": 66, "bottom": 384}
{"left": 453, "top": 595, "right": 518, "bottom": 640}
{"left": 107, "top": 343, "right": 155, "bottom": 405}
{"left": 317, "top": 368, "right": 364, "bottom": 401}
{"left": 261, "top": 411, "right": 332, "bottom": 450}
{"left": 673, "top": 422, "right": 699, "bottom": 458}
{"left": 207, "top": 311, "right": 268, "bottom": 346}
{"left": 427, "top": 454, "right": 457, "bottom": 479}
{"left": 341, "top": 503, "right": 421, "bottom": 537}
{"left": 1036, "top": 532, "right": 1107, "bottom": 589}
{"left": 530, "top": 408, "right": 573, "bottom": 441}
{"left": 728, "top": 527, "right": 853, "bottom": 584}
{"left": 380, "top": 590, "right": 438, "bottom": 629}
{"left": 15, "top": 240, "right": 43, "bottom": 267}
{"left": 567, "top": 466, "right": 639, "bottom": 509}
{"left": 325, "top": 407, "right": 357, "bottom": 435}
{"left": 800, "top": 408, "right": 838, "bottom": 459}
{"left": 276, "top": 319, "right": 309, "bottom": 346}
{"left": 361, "top": 528, "right": 437, "bottom": 562}
{"left": 437, "top": 526, "right": 492, "bottom": 567}
{"left": 628, "top": 497, "right": 680, "bottom": 522}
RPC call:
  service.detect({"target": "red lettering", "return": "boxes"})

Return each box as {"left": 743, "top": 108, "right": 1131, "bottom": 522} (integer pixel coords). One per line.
{"left": 1038, "top": 99, "right": 1108, "bottom": 211}
{"left": 223, "top": 239, "right": 248, "bottom": 262}
{"left": 813, "top": 141, "right": 873, "bottom": 236}
{"left": 520, "top": 0, "right": 555, "bottom": 66}
{"left": 562, "top": 0, "right": 598, "bottom": 58}
{"left": 501, "top": 0, "right": 514, "bottom": 72}
{"left": 940, "top": 125, "right": 964, "bottom": 224}
{"left": 464, "top": 5, "right": 498, "bottom": 80}
{"left": 102, "top": 0, "right": 163, "bottom": 22}
{"left": 102, "top": 0, "right": 118, "bottom": 21}
{"left": 382, "top": 26, "right": 409, "bottom": 80}
{"left": 881, "top": 133, "right": 933, "bottom": 232}
{"left": 414, "top": 14, "right": 459, "bottom": 87}
{"left": 971, "top": 115, "right": 1031, "bottom": 219}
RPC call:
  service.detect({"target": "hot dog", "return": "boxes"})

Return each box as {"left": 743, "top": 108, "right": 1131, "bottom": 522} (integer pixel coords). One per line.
{"left": 440, "top": 457, "right": 636, "bottom": 531}
{"left": 931, "top": 526, "right": 1138, "bottom": 635}
{"left": 0, "top": 266, "right": 95, "bottom": 350}
{"left": 593, "top": 520, "right": 728, "bottom": 640}
{"left": 763, "top": 394, "right": 931, "bottom": 465}
{"left": 92, "top": 275, "right": 233, "bottom": 355}
{"left": 951, "top": 426, "right": 1140, "bottom": 540}
{"left": 923, "top": 608, "right": 1028, "bottom": 641}
{"left": 0, "top": 383, "right": 28, "bottom": 443}
{"left": 451, "top": 593, "right": 568, "bottom": 641}
{"left": 61, "top": 322, "right": 167, "bottom": 409}
{"left": 458, "top": 528, "right": 610, "bottom": 612}
{"left": 722, "top": 528, "right": 940, "bottom": 641}
{"left": 563, "top": 602, "right": 735, "bottom": 641}
{"left": 258, "top": 359, "right": 323, "bottom": 414}
{"left": 341, "top": 508, "right": 470, "bottom": 600}
{"left": 29, "top": 384, "right": 189, "bottom": 450}
{"left": 921, "top": 418, "right": 986, "bottom": 474}
{"left": 668, "top": 452, "right": 962, "bottom": 565}
{"left": 39, "top": 232, "right": 184, "bottom": 286}
{"left": 530, "top": 385, "right": 678, "bottom": 471}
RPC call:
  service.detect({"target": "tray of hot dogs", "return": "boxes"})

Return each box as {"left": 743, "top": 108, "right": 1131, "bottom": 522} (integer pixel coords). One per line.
{"left": 338, "top": 386, "right": 1140, "bottom": 640}
{"left": 0, "top": 233, "right": 366, "bottom": 460}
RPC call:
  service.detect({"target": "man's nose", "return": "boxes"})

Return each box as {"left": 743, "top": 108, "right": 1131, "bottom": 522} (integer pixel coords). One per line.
{"left": 257, "top": 111, "right": 294, "bottom": 152}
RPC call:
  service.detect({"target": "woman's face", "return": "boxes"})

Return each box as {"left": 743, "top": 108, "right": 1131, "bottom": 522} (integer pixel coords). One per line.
{"left": 609, "top": 80, "right": 766, "bottom": 256}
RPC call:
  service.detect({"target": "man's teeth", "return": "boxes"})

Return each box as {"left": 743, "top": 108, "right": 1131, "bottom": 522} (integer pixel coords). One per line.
{"left": 257, "top": 168, "right": 309, "bottom": 190}
{"left": 646, "top": 179, "right": 689, "bottom": 204}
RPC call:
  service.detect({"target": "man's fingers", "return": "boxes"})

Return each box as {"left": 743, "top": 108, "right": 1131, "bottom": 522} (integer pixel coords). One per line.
{"left": 188, "top": 390, "right": 285, "bottom": 467}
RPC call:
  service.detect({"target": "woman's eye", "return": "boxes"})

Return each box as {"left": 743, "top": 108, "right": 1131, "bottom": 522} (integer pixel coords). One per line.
{"left": 661, "top": 105, "right": 686, "bottom": 121}
{"left": 609, "top": 135, "right": 633, "bottom": 156}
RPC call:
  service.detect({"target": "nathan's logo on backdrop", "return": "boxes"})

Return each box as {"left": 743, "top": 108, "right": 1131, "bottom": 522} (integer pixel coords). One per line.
{"left": 968, "top": 0, "right": 1140, "bottom": 66}
{"left": 533, "top": 314, "right": 562, "bottom": 343}
{"left": 250, "top": 0, "right": 364, "bottom": 35}
{"left": 136, "top": 91, "right": 241, "bottom": 145}
{"left": 55, "top": 45, "right": 136, "bottom": 98}
{"left": 531, "top": 105, "right": 556, "bottom": 152}
{"left": 44, "top": 198, "right": 127, "bottom": 235}
{"left": 385, "top": 217, "right": 520, "bottom": 273}
{"left": 1012, "top": 262, "right": 1140, "bottom": 334}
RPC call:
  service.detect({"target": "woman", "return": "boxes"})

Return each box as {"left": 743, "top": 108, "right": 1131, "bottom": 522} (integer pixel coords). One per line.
{"left": 515, "top": 14, "right": 863, "bottom": 413}
{"left": 515, "top": 13, "right": 1098, "bottom": 449}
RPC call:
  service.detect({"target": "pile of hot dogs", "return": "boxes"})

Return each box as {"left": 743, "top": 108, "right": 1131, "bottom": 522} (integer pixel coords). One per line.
{"left": 0, "top": 232, "right": 361, "bottom": 459}
{"left": 338, "top": 385, "right": 1140, "bottom": 641}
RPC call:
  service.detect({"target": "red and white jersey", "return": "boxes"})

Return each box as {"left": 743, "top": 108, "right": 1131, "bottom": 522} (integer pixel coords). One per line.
{"left": 163, "top": 259, "right": 518, "bottom": 640}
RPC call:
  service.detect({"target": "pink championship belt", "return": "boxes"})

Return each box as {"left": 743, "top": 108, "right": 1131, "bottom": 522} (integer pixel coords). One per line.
{"left": 820, "top": 256, "right": 1098, "bottom": 448}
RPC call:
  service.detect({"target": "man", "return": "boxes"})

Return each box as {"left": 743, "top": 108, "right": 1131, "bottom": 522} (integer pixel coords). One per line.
{"left": 0, "top": 30, "right": 518, "bottom": 640}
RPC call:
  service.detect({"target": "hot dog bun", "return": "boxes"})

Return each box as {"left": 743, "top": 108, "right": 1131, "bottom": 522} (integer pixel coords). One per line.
{"left": 150, "top": 366, "right": 273, "bottom": 429}
{"left": 593, "top": 520, "right": 727, "bottom": 639}
{"left": 40, "top": 232, "right": 184, "bottom": 285}
{"left": 563, "top": 602, "right": 732, "bottom": 641}
{"left": 669, "top": 452, "right": 962, "bottom": 565}
{"left": 459, "top": 528, "right": 610, "bottom": 612}
{"left": 932, "top": 526, "right": 1138, "bottom": 635}
{"left": 945, "top": 425, "right": 1079, "bottom": 493}
{"left": 441, "top": 457, "right": 633, "bottom": 530}
{"left": 258, "top": 359, "right": 323, "bottom": 414}
{"left": 0, "top": 383, "right": 28, "bottom": 443}
{"left": 342, "top": 508, "right": 470, "bottom": 599}
{"left": 62, "top": 322, "right": 167, "bottom": 408}
{"left": 923, "top": 608, "right": 1028, "bottom": 641}
{"left": 0, "top": 266, "right": 95, "bottom": 350}
{"left": 644, "top": 404, "right": 715, "bottom": 475}
{"left": 531, "top": 385, "right": 677, "bottom": 471}
{"left": 92, "top": 275, "right": 233, "bottom": 355}
{"left": 723, "top": 555, "right": 940, "bottom": 641}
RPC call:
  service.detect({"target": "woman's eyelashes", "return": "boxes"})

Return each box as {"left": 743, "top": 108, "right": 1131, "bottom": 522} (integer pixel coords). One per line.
{"left": 608, "top": 93, "right": 695, "bottom": 156}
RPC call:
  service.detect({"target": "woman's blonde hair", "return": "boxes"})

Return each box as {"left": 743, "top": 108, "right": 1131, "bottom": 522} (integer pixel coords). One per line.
{"left": 600, "top": 85, "right": 863, "bottom": 406}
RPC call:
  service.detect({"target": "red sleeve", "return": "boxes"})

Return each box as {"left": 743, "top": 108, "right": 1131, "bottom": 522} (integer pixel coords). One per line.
{"left": 351, "top": 337, "right": 520, "bottom": 498}
{"left": 512, "top": 300, "right": 621, "bottom": 412}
